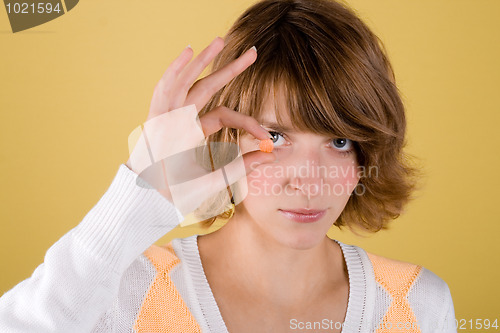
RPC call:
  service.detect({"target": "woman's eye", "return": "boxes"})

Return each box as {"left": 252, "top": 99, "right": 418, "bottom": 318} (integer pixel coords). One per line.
{"left": 331, "top": 138, "right": 353, "bottom": 151}
{"left": 269, "top": 131, "right": 287, "bottom": 147}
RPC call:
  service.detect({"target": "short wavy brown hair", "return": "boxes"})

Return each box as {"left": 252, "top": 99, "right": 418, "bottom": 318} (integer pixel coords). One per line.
{"left": 196, "top": 0, "right": 422, "bottom": 233}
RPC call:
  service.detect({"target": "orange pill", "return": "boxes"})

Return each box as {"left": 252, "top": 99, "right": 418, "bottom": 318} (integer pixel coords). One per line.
{"left": 259, "top": 139, "right": 274, "bottom": 153}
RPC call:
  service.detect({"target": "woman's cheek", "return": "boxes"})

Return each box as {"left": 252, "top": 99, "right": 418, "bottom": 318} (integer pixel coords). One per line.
{"left": 326, "top": 161, "right": 360, "bottom": 196}
{"left": 247, "top": 164, "right": 281, "bottom": 197}
{"left": 247, "top": 171, "right": 262, "bottom": 196}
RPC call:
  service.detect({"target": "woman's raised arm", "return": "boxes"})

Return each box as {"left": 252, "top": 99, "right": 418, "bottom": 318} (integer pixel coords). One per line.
{"left": 0, "top": 37, "right": 275, "bottom": 332}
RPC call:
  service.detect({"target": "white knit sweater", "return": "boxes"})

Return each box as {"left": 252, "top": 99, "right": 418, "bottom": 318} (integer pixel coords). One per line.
{"left": 0, "top": 164, "right": 457, "bottom": 332}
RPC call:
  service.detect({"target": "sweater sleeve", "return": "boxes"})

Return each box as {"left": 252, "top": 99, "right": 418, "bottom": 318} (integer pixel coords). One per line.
{"left": 0, "top": 164, "right": 184, "bottom": 333}
{"left": 439, "top": 282, "right": 457, "bottom": 333}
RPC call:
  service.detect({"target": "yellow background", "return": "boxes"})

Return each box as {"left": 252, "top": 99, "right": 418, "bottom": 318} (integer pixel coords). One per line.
{"left": 1, "top": 0, "right": 499, "bottom": 324}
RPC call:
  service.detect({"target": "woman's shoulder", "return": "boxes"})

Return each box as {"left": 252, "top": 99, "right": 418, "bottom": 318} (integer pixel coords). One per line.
{"left": 336, "top": 240, "right": 451, "bottom": 302}
{"left": 96, "top": 237, "right": 202, "bottom": 331}
{"left": 142, "top": 241, "right": 181, "bottom": 272}
{"left": 116, "top": 241, "right": 182, "bottom": 297}
{"left": 361, "top": 249, "right": 451, "bottom": 297}
{"left": 134, "top": 235, "right": 198, "bottom": 272}
{"left": 117, "top": 239, "right": 186, "bottom": 292}
{"left": 347, "top": 243, "right": 455, "bottom": 332}
{"left": 337, "top": 240, "right": 448, "bottom": 292}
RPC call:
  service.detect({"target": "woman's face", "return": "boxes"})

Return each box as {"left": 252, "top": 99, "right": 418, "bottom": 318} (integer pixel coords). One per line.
{"left": 235, "top": 95, "right": 360, "bottom": 250}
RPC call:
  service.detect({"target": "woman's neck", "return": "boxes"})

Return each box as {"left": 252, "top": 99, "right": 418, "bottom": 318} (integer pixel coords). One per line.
{"left": 197, "top": 215, "right": 348, "bottom": 309}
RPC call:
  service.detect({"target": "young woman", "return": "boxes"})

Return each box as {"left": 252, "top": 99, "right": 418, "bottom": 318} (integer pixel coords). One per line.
{"left": 0, "top": 0, "right": 456, "bottom": 332}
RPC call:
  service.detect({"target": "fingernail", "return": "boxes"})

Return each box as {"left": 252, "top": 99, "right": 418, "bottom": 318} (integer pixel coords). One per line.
{"left": 187, "top": 44, "right": 191, "bottom": 49}
{"left": 250, "top": 45, "right": 257, "bottom": 53}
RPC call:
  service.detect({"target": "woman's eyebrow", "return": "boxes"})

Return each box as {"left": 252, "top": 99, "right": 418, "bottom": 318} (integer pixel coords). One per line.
{"left": 261, "top": 122, "right": 296, "bottom": 133}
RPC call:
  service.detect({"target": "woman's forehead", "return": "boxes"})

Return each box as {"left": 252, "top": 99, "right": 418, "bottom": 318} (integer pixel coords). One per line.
{"left": 255, "top": 87, "right": 294, "bottom": 129}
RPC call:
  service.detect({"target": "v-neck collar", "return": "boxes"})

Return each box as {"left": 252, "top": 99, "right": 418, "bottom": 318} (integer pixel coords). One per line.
{"left": 173, "top": 235, "right": 375, "bottom": 333}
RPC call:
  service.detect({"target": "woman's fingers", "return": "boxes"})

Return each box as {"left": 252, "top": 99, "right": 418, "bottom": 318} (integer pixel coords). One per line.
{"left": 199, "top": 105, "right": 272, "bottom": 140}
{"left": 148, "top": 46, "right": 194, "bottom": 120}
{"left": 184, "top": 46, "right": 258, "bottom": 111}
{"left": 160, "top": 45, "right": 194, "bottom": 83}
{"left": 169, "top": 37, "right": 225, "bottom": 110}
{"left": 149, "top": 39, "right": 258, "bottom": 122}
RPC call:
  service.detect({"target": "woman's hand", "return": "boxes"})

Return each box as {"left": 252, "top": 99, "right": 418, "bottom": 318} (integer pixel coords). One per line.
{"left": 126, "top": 37, "right": 275, "bottom": 222}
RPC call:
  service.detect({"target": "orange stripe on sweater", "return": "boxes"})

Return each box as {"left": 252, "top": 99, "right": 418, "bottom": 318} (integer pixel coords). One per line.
{"left": 134, "top": 243, "right": 202, "bottom": 333}
{"left": 367, "top": 253, "right": 423, "bottom": 333}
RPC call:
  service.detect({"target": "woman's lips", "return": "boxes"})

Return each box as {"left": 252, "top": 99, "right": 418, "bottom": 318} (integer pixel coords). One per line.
{"left": 278, "top": 209, "right": 327, "bottom": 223}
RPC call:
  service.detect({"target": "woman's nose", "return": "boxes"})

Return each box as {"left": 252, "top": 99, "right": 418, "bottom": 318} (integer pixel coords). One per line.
{"left": 288, "top": 176, "right": 322, "bottom": 200}
{"left": 285, "top": 150, "right": 325, "bottom": 199}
